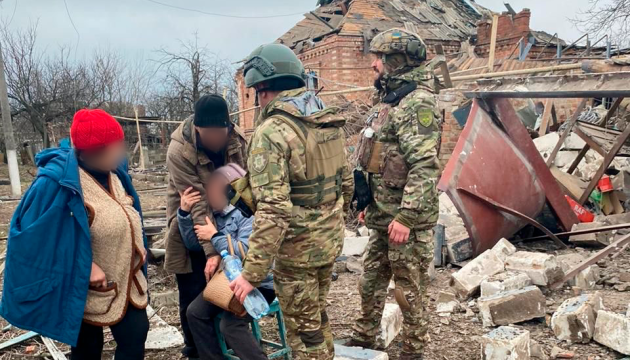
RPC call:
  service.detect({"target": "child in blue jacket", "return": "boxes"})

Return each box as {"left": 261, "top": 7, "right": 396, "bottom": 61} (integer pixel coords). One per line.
{"left": 178, "top": 163, "right": 274, "bottom": 360}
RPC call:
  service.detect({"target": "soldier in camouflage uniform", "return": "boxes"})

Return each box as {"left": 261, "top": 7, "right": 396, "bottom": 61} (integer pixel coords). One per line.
{"left": 228, "top": 43, "right": 354, "bottom": 360}
{"left": 349, "top": 29, "right": 440, "bottom": 360}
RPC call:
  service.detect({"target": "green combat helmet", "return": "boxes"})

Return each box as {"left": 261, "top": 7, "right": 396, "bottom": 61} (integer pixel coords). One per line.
{"left": 369, "top": 28, "right": 427, "bottom": 66}
{"left": 244, "top": 43, "right": 306, "bottom": 90}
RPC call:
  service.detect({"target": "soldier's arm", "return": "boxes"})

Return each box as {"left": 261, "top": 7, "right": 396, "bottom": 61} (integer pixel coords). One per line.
{"left": 241, "top": 123, "right": 292, "bottom": 285}
{"left": 393, "top": 94, "right": 440, "bottom": 228}
{"left": 341, "top": 147, "right": 354, "bottom": 214}
{"left": 166, "top": 150, "right": 217, "bottom": 256}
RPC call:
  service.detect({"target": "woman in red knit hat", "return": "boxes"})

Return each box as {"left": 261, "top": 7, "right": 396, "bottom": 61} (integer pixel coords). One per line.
{"left": 2, "top": 109, "right": 149, "bottom": 360}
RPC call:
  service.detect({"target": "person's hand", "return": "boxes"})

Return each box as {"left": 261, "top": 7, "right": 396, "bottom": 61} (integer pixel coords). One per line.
{"left": 205, "top": 255, "right": 221, "bottom": 282}
{"left": 179, "top": 187, "right": 201, "bottom": 213}
{"left": 90, "top": 262, "right": 107, "bottom": 288}
{"left": 388, "top": 220, "right": 410, "bottom": 245}
{"left": 194, "top": 216, "right": 218, "bottom": 241}
{"left": 229, "top": 274, "right": 255, "bottom": 303}
{"left": 358, "top": 210, "right": 366, "bottom": 224}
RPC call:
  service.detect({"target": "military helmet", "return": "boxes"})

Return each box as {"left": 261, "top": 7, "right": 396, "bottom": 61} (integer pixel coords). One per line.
{"left": 369, "top": 28, "right": 427, "bottom": 65}
{"left": 243, "top": 43, "right": 306, "bottom": 90}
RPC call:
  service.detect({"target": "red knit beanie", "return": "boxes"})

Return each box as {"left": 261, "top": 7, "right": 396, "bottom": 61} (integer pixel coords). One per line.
{"left": 70, "top": 109, "right": 124, "bottom": 150}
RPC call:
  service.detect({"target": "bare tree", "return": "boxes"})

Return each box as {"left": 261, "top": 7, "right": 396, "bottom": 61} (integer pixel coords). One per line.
{"left": 153, "top": 33, "right": 238, "bottom": 120}
{"left": 0, "top": 23, "right": 152, "bottom": 147}
{"left": 573, "top": 0, "right": 630, "bottom": 48}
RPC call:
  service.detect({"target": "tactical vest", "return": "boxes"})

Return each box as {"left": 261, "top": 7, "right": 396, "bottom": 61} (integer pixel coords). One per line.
{"left": 356, "top": 105, "right": 409, "bottom": 189}
{"left": 271, "top": 110, "right": 346, "bottom": 207}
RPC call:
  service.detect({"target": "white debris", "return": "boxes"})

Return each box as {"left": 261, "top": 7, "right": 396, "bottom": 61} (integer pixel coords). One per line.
{"left": 480, "top": 271, "right": 532, "bottom": 298}
{"left": 451, "top": 250, "right": 505, "bottom": 298}
{"left": 145, "top": 305, "right": 185, "bottom": 350}
{"left": 593, "top": 310, "right": 630, "bottom": 355}
{"left": 551, "top": 293, "right": 603, "bottom": 343}
{"left": 505, "top": 251, "right": 564, "bottom": 286}
{"left": 481, "top": 326, "right": 530, "bottom": 360}
{"left": 376, "top": 303, "right": 403, "bottom": 349}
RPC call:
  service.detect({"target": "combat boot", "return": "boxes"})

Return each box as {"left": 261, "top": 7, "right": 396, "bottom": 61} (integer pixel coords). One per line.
{"left": 344, "top": 338, "right": 375, "bottom": 349}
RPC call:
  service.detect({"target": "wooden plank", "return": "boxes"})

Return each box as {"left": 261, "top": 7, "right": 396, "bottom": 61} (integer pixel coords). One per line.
{"left": 546, "top": 99, "right": 588, "bottom": 167}
{"left": 552, "top": 232, "right": 630, "bottom": 288}
{"left": 550, "top": 166, "right": 587, "bottom": 200}
{"left": 538, "top": 99, "right": 554, "bottom": 136}
{"left": 435, "top": 45, "right": 453, "bottom": 89}
{"left": 579, "top": 122, "right": 630, "bottom": 204}
{"left": 597, "top": 97, "right": 624, "bottom": 126}
{"left": 488, "top": 14, "right": 499, "bottom": 71}
{"left": 41, "top": 336, "right": 66, "bottom": 360}
{"left": 567, "top": 145, "right": 590, "bottom": 174}
{"left": 550, "top": 104, "right": 559, "bottom": 127}
{"left": 573, "top": 126, "right": 607, "bottom": 156}
{"left": 490, "top": 98, "right": 579, "bottom": 231}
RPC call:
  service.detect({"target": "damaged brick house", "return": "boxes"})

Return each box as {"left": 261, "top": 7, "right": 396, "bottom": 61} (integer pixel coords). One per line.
{"left": 235, "top": 0, "right": 593, "bottom": 166}
{"left": 236, "top": 0, "right": 485, "bottom": 131}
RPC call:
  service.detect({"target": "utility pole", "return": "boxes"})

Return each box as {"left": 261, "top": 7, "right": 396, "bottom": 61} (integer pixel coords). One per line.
{"left": 0, "top": 42, "right": 21, "bottom": 197}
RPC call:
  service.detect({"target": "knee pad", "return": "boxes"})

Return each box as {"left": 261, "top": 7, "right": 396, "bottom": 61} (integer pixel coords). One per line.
{"left": 394, "top": 286, "right": 411, "bottom": 312}
{"left": 299, "top": 329, "right": 325, "bottom": 348}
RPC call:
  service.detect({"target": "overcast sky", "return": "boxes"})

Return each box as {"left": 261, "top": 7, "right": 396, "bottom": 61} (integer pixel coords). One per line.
{"left": 0, "top": 0, "right": 594, "bottom": 62}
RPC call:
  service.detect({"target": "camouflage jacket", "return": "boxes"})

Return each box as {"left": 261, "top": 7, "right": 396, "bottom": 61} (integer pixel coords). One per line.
{"left": 165, "top": 116, "right": 248, "bottom": 274}
{"left": 364, "top": 66, "right": 440, "bottom": 232}
{"left": 241, "top": 88, "right": 354, "bottom": 285}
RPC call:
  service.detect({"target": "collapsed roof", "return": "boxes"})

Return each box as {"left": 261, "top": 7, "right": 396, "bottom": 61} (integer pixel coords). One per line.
{"left": 278, "top": 0, "right": 487, "bottom": 53}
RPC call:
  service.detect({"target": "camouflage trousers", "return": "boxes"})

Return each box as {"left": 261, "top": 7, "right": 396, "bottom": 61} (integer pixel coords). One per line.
{"left": 352, "top": 228, "right": 433, "bottom": 354}
{"left": 273, "top": 262, "right": 335, "bottom": 360}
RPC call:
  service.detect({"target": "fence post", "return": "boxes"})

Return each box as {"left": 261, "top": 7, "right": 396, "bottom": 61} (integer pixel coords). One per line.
{"left": 134, "top": 107, "right": 146, "bottom": 171}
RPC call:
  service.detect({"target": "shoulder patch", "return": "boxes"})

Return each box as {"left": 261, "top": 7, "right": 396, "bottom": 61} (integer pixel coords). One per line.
{"left": 251, "top": 149, "right": 269, "bottom": 174}
{"left": 417, "top": 108, "right": 434, "bottom": 128}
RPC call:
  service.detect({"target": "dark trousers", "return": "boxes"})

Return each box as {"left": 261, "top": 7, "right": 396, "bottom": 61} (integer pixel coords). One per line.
{"left": 186, "top": 287, "right": 276, "bottom": 360}
{"left": 175, "top": 250, "right": 208, "bottom": 352}
{"left": 71, "top": 305, "right": 149, "bottom": 360}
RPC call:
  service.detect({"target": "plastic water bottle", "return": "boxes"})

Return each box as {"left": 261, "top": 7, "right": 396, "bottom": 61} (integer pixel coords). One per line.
{"left": 221, "top": 250, "right": 270, "bottom": 319}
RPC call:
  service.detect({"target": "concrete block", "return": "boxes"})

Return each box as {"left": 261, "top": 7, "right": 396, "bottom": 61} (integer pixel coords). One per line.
{"left": 145, "top": 305, "right": 185, "bottom": 349}
{"left": 558, "top": 253, "right": 587, "bottom": 287}
{"left": 593, "top": 310, "right": 630, "bottom": 355}
{"left": 478, "top": 286, "right": 546, "bottom": 327}
{"left": 481, "top": 326, "right": 530, "bottom": 360}
{"left": 451, "top": 250, "right": 505, "bottom": 298}
{"left": 334, "top": 344, "right": 388, "bottom": 360}
{"left": 342, "top": 236, "right": 369, "bottom": 256}
{"left": 492, "top": 238, "right": 517, "bottom": 262}
{"left": 358, "top": 226, "right": 370, "bottom": 237}
{"left": 436, "top": 290, "right": 460, "bottom": 314}
{"left": 480, "top": 271, "right": 532, "bottom": 298}
{"left": 575, "top": 265, "right": 600, "bottom": 290}
{"left": 505, "top": 251, "right": 564, "bottom": 286}
{"left": 446, "top": 227, "right": 474, "bottom": 263}
{"left": 551, "top": 293, "right": 603, "bottom": 343}
{"left": 569, "top": 222, "right": 612, "bottom": 247}
{"left": 376, "top": 303, "right": 402, "bottom": 349}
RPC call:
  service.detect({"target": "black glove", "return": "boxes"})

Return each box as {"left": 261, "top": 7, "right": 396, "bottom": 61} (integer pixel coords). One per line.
{"left": 352, "top": 169, "right": 373, "bottom": 212}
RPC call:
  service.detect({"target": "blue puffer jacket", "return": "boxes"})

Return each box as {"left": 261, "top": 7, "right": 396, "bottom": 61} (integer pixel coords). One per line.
{"left": 0, "top": 148, "right": 147, "bottom": 346}
{"left": 178, "top": 205, "right": 274, "bottom": 290}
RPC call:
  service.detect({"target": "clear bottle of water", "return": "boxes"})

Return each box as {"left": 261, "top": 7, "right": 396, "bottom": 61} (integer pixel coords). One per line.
{"left": 221, "top": 250, "right": 270, "bottom": 319}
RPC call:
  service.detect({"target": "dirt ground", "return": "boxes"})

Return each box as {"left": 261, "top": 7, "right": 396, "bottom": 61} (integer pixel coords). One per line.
{"left": 0, "top": 164, "right": 628, "bottom": 359}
